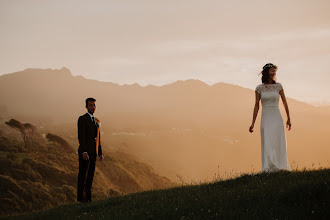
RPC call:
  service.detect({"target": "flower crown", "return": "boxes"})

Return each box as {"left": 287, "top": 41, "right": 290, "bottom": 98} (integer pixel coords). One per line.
{"left": 263, "top": 63, "right": 277, "bottom": 69}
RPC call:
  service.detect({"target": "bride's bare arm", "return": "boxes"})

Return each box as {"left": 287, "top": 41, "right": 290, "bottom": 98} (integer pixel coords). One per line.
{"left": 279, "top": 89, "right": 291, "bottom": 130}
{"left": 249, "top": 91, "right": 261, "bottom": 133}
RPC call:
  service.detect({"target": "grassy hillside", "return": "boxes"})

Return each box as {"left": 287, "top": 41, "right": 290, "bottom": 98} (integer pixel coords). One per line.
{"left": 4, "top": 168, "right": 330, "bottom": 219}
{"left": 0, "top": 120, "right": 172, "bottom": 217}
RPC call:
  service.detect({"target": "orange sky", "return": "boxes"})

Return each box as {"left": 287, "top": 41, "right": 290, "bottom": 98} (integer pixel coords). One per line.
{"left": 1, "top": 0, "right": 330, "bottom": 105}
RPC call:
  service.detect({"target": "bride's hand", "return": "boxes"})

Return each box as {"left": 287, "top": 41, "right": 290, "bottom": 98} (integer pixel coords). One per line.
{"left": 286, "top": 120, "right": 291, "bottom": 131}
{"left": 249, "top": 124, "right": 254, "bottom": 133}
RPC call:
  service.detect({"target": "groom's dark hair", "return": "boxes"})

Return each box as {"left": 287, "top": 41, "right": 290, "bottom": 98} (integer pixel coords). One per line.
{"left": 85, "top": 97, "right": 96, "bottom": 107}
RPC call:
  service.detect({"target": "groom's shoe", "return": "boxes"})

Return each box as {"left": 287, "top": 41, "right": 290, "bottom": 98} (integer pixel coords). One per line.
{"left": 77, "top": 199, "right": 86, "bottom": 203}
{"left": 77, "top": 195, "right": 87, "bottom": 203}
{"left": 86, "top": 195, "right": 92, "bottom": 202}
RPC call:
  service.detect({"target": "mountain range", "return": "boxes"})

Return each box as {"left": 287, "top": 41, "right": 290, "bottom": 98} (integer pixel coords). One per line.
{"left": 1, "top": 67, "right": 329, "bottom": 181}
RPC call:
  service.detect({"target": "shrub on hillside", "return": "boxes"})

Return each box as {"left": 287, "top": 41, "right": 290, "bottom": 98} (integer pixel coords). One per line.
{"left": 46, "top": 133, "right": 74, "bottom": 153}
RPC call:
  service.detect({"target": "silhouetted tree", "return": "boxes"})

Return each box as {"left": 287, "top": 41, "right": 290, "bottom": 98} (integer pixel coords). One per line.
{"left": 5, "top": 119, "right": 28, "bottom": 147}
{"left": 5, "top": 119, "right": 38, "bottom": 148}
{"left": 24, "top": 123, "right": 36, "bottom": 135}
{"left": 46, "top": 133, "right": 72, "bottom": 152}
{"left": 46, "top": 133, "right": 57, "bottom": 145}
{"left": 24, "top": 123, "right": 37, "bottom": 145}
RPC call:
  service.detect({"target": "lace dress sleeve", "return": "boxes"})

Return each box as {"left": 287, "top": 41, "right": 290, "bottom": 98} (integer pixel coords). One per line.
{"left": 277, "top": 83, "right": 283, "bottom": 92}
{"left": 255, "top": 84, "right": 262, "bottom": 94}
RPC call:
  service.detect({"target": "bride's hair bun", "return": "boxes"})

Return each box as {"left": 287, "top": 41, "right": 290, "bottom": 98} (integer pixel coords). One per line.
{"left": 263, "top": 63, "right": 277, "bottom": 70}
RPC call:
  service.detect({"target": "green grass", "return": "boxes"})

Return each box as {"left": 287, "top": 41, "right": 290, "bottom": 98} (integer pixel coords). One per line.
{"left": 3, "top": 168, "right": 330, "bottom": 219}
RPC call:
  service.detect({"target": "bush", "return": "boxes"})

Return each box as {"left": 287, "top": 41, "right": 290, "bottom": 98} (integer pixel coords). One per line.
{"left": 46, "top": 133, "right": 74, "bottom": 153}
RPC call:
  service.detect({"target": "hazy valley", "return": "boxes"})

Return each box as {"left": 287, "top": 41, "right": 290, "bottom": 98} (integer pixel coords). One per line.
{"left": 1, "top": 67, "right": 330, "bottom": 184}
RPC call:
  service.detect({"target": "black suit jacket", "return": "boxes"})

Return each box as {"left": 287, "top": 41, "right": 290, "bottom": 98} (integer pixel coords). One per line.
{"left": 78, "top": 113, "right": 102, "bottom": 159}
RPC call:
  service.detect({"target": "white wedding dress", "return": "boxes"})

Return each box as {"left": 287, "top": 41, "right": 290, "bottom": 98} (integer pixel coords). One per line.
{"left": 255, "top": 83, "right": 291, "bottom": 172}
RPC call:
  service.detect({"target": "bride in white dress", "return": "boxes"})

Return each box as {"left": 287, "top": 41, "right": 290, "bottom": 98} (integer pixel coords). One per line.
{"left": 249, "top": 63, "right": 291, "bottom": 172}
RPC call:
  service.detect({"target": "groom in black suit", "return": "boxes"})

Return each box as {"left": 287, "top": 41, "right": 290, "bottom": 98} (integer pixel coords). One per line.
{"left": 77, "top": 97, "right": 104, "bottom": 202}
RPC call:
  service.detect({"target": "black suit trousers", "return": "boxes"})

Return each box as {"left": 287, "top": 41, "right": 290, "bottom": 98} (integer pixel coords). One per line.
{"left": 77, "top": 153, "right": 96, "bottom": 201}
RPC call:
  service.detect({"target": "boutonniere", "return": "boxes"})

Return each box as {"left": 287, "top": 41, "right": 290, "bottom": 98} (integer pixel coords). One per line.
{"left": 95, "top": 117, "right": 101, "bottom": 127}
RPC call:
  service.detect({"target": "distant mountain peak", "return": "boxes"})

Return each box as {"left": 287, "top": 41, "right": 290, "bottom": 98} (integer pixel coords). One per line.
{"left": 0, "top": 67, "right": 74, "bottom": 80}
{"left": 122, "top": 83, "right": 142, "bottom": 88}
{"left": 23, "top": 67, "right": 71, "bottom": 73}
{"left": 163, "top": 79, "right": 210, "bottom": 88}
{"left": 26, "top": 67, "right": 73, "bottom": 77}
{"left": 60, "top": 67, "right": 71, "bottom": 74}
